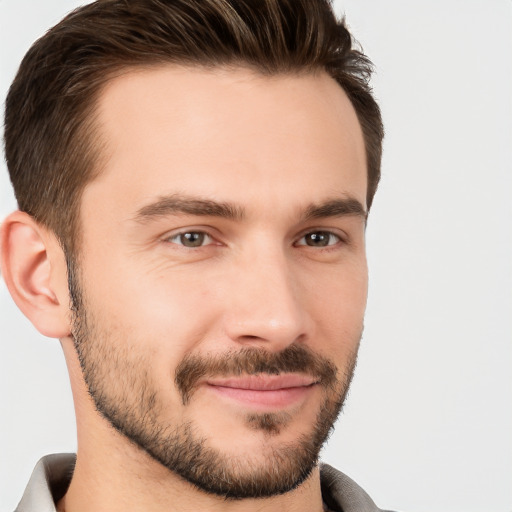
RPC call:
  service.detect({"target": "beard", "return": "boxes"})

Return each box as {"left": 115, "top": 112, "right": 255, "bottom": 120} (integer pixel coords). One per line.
{"left": 68, "top": 261, "right": 360, "bottom": 499}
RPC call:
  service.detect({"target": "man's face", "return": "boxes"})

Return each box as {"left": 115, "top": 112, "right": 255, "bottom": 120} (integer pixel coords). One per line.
{"left": 71, "top": 66, "right": 368, "bottom": 498}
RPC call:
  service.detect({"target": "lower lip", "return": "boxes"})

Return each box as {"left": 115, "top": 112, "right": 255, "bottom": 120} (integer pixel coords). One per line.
{"left": 205, "top": 384, "right": 315, "bottom": 409}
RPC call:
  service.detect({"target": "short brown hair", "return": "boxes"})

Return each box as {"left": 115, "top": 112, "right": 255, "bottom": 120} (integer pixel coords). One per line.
{"left": 4, "top": 0, "right": 383, "bottom": 255}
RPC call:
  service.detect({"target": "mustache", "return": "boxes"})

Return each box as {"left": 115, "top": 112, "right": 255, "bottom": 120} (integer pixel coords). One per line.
{"left": 174, "top": 344, "right": 338, "bottom": 404}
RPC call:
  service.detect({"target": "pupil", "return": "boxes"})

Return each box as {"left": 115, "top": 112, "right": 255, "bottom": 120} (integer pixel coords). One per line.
{"left": 307, "top": 232, "right": 329, "bottom": 247}
{"left": 181, "top": 232, "right": 204, "bottom": 247}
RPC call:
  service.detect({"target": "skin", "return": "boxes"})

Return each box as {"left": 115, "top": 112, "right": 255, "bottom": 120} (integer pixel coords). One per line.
{"left": 1, "top": 66, "right": 368, "bottom": 512}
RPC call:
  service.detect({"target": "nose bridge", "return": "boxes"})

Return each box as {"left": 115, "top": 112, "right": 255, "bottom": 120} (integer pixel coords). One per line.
{"left": 224, "top": 241, "right": 308, "bottom": 349}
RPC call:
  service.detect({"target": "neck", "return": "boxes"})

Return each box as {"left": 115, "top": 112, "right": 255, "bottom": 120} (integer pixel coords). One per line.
{"left": 57, "top": 438, "right": 324, "bottom": 512}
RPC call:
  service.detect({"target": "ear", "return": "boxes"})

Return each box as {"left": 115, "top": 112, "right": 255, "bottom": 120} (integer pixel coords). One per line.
{"left": 0, "top": 211, "right": 72, "bottom": 338}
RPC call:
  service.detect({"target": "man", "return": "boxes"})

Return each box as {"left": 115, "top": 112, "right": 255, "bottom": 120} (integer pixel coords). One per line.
{"left": 1, "top": 0, "right": 386, "bottom": 511}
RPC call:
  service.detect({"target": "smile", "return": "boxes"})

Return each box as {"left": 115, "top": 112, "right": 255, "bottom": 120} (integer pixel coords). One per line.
{"left": 204, "top": 374, "right": 319, "bottom": 410}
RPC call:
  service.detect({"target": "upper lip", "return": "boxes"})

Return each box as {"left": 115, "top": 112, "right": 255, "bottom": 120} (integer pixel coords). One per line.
{"left": 205, "top": 374, "right": 318, "bottom": 391}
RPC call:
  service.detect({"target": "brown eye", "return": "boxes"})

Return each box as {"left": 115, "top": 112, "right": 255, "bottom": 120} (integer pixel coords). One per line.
{"left": 297, "top": 231, "right": 340, "bottom": 247}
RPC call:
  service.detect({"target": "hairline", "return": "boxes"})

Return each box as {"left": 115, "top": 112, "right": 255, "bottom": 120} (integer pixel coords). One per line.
{"left": 69, "top": 61, "right": 369, "bottom": 258}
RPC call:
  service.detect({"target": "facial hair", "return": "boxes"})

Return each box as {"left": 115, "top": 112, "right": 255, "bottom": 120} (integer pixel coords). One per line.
{"left": 68, "top": 260, "right": 359, "bottom": 499}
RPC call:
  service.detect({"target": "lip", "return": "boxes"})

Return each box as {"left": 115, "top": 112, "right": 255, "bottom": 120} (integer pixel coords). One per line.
{"left": 204, "top": 374, "right": 319, "bottom": 410}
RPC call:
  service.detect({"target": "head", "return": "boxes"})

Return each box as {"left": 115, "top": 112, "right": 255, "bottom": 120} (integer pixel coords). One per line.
{"left": 5, "top": 0, "right": 382, "bottom": 258}
{"left": 2, "top": 0, "right": 383, "bottom": 501}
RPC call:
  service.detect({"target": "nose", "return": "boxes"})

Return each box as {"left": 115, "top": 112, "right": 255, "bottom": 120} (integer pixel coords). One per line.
{"left": 222, "top": 247, "right": 311, "bottom": 352}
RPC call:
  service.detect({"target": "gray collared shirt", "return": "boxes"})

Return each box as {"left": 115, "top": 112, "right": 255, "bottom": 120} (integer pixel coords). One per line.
{"left": 15, "top": 454, "right": 390, "bottom": 512}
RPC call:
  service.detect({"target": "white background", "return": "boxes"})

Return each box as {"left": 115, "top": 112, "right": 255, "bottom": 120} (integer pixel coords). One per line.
{"left": 1, "top": 1, "right": 511, "bottom": 511}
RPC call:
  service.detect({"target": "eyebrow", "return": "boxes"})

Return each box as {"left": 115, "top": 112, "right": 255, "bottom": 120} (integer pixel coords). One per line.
{"left": 133, "top": 194, "right": 245, "bottom": 223}
{"left": 303, "top": 198, "right": 367, "bottom": 221}
{"left": 132, "top": 194, "right": 366, "bottom": 224}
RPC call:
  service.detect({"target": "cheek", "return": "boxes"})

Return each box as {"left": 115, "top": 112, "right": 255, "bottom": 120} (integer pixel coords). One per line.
{"left": 302, "top": 262, "right": 367, "bottom": 351}
{"left": 79, "top": 272, "right": 220, "bottom": 412}
{"left": 86, "top": 260, "right": 224, "bottom": 359}
{"left": 305, "top": 256, "right": 367, "bottom": 310}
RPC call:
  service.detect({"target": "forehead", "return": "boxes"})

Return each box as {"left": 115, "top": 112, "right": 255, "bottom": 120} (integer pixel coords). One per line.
{"left": 84, "top": 65, "right": 367, "bottom": 221}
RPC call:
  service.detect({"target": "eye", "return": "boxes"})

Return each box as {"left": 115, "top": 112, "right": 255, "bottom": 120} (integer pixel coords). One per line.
{"left": 295, "top": 231, "right": 341, "bottom": 248}
{"left": 166, "top": 231, "right": 214, "bottom": 248}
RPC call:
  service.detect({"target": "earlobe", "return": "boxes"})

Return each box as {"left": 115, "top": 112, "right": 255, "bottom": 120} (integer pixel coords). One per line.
{"left": 0, "top": 211, "right": 72, "bottom": 338}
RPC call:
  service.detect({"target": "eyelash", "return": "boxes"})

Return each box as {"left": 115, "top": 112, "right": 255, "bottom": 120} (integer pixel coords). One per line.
{"left": 163, "top": 229, "right": 345, "bottom": 250}
{"left": 165, "top": 231, "right": 216, "bottom": 248}
{"left": 295, "top": 231, "right": 342, "bottom": 248}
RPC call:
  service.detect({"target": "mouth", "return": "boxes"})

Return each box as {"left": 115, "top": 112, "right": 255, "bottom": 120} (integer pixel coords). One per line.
{"left": 204, "top": 374, "right": 319, "bottom": 410}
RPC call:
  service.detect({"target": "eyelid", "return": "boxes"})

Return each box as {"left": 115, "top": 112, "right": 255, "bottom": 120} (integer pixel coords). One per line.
{"left": 159, "top": 226, "right": 348, "bottom": 248}
{"left": 294, "top": 228, "right": 347, "bottom": 248}
{"left": 161, "top": 227, "right": 219, "bottom": 247}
